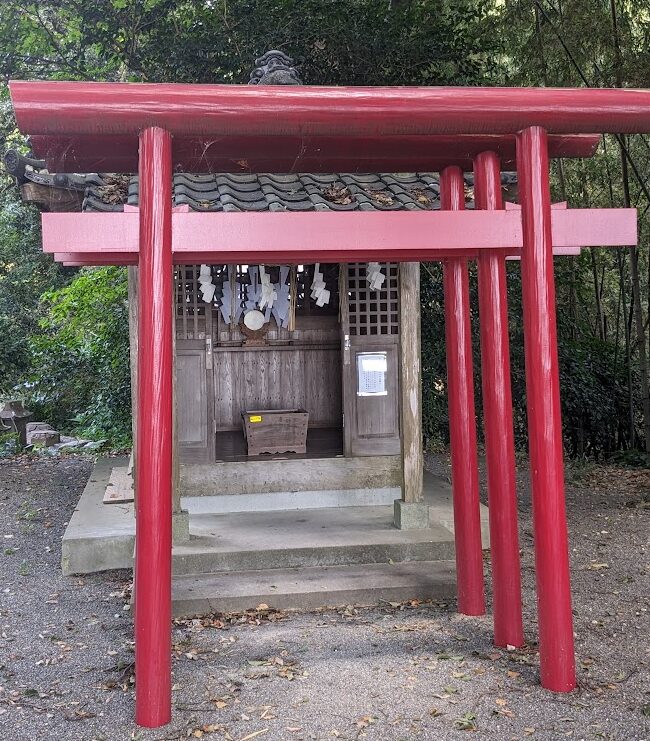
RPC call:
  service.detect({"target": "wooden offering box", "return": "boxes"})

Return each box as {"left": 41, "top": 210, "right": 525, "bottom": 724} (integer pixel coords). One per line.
{"left": 242, "top": 409, "right": 309, "bottom": 456}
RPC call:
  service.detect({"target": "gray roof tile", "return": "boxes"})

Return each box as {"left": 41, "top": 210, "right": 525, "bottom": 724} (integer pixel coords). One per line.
{"left": 53, "top": 170, "right": 516, "bottom": 214}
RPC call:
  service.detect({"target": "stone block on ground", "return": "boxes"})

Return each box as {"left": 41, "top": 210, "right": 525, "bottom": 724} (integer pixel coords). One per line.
{"left": 27, "top": 429, "right": 61, "bottom": 446}
{"left": 393, "top": 499, "right": 431, "bottom": 530}
{"left": 26, "top": 422, "right": 55, "bottom": 433}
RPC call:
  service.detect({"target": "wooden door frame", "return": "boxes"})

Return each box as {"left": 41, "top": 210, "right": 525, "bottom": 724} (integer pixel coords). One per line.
{"left": 340, "top": 263, "right": 401, "bottom": 457}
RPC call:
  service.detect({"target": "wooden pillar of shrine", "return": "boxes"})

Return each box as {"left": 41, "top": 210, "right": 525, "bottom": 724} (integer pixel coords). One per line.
{"left": 394, "top": 261, "right": 427, "bottom": 529}
{"left": 128, "top": 266, "right": 139, "bottom": 483}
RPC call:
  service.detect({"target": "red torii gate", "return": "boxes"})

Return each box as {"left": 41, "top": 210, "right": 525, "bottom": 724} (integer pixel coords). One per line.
{"left": 9, "top": 81, "right": 649, "bottom": 728}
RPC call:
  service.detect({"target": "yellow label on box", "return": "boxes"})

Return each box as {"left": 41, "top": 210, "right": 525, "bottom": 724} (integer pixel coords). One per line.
{"left": 249, "top": 415, "right": 263, "bottom": 423}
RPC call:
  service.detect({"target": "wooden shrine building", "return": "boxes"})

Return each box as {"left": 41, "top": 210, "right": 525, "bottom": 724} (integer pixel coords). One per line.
{"left": 6, "top": 51, "right": 649, "bottom": 727}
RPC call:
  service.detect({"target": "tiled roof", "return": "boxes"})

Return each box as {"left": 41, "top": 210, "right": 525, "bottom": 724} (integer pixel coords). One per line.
{"left": 82, "top": 171, "right": 517, "bottom": 213}
{"left": 4, "top": 150, "right": 517, "bottom": 213}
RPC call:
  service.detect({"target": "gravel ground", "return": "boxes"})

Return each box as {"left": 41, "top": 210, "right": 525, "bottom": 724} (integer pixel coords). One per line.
{"left": 0, "top": 454, "right": 648, "bottom": 741}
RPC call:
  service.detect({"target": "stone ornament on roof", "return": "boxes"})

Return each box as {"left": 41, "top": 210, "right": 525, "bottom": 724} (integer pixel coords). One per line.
{"left": 248, "top": 50, "right": 302, "bottom": 86}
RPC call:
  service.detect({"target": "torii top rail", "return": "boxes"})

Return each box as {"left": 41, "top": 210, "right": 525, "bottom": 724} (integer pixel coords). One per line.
{"left": 11, "top": 81, "right": 650, "bottom": 136}
{"left": 9, "top": 79, "right": 649, "bottom": 729}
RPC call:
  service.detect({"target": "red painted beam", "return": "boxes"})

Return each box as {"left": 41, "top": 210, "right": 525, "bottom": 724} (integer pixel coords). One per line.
{"left": 10, "top": 81, "right": 650, "bottom": 137}
{"left": 517, "top": 127, "right": 576, "bottom": 692}
{"left": 474, "top": 151, "right": 524, "bottom": 648}
{"left": 134, "top": 127, "right": 173, "bottom": 727}
{"left": 51, "top": 250, "right": 480, "bottom": 266}
{"left": 441, "top": 166, "right": 485, "bottom": 616}
{"left": 28, "top": 132, "right": 600, "bottom": 174}
{"left": 56, "top": 252, "right": 138, "bottom": 266}
{"left": 41, "top": 208, "right": 637, "bottom": 264}
{"left": 55, "top": 249, "right": 591, "bottom": 266}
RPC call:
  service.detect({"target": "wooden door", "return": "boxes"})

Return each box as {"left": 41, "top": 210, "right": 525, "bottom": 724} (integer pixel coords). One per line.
{"left": 176, "top": 340, "right": 215, "bottom": 463}
{"left": 175, "top": 266, "right": 216, "bottom": 464}
{"left": 342, "top": 263, "right": 401, "bottom": 456}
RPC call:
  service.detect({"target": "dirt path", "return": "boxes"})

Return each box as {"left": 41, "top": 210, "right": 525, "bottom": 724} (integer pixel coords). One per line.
{"left": 0, "top": 455, "right": 648, "bottom": 740}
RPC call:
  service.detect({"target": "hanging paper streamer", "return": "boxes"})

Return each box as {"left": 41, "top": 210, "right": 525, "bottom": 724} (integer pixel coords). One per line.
{"left": 366, "top": 262, "right": 385, "bottom": 292}
{"left": 310, "top": 263, "right": 331, "bottom": 307}
{"left": 216, "top": 265, "right": 293, "bottom": 328}
{"left": 198, "top": 264, "right": 216, "bottom": 303}
{"left": 258, "top": 265, "right": 278, "bottom": 312}
{"left": 272, "top": 266, "right": 291, "bottom": 327}
{"left": 219, "top": 265, "right": 243, "bottom": 325}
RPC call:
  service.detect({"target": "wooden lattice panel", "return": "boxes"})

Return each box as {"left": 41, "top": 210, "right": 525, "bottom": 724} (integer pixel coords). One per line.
{"left": 175, "top": 265, "right": 208, "bottom": 340}
{"left": 347, "top": 263, "right": 399, "bottom": 336}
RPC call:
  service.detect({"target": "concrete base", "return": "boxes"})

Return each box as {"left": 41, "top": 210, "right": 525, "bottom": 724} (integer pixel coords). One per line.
{"left": 172, "top": 560, "right": 457, "bottom": 616}
{"left": 171, "top": 506, "right": 455, "bottom": 575}
{"left": 393, "top": 500, "right": 430, "bottom": 530}
{"left": 182, "top": 486, "right": 400, "bottom": 515}
{"left": 172, "top": 509, "right": 190, "bottom": 542}
{"left": 61, "top": 457, "right": 135, "bottom": 576}
{"left": 181, "top": 455, "right": 401, "bottom": 497}
{"left": 62, "top": 458, "right": 491, "bottom": 613}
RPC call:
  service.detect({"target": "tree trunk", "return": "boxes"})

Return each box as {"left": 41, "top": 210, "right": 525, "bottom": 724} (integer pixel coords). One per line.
{"left": 619, "top": 137, "right": 650, "bottom": 450}
{"left": 610, "top": 0, "right": 650, "bottom": 449}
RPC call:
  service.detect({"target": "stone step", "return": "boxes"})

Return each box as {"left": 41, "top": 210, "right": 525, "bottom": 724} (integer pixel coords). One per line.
{"left": 172, "top": 560, "right": 457, "bottom": 616}
{"left": 180, "top": 455, "right": 401, "bottom": 497}
{"left": 181, "top": 486, "right": 399, "bottom": 515}
{"left": 171, "top": 506, "right": 455, "bottom": 575}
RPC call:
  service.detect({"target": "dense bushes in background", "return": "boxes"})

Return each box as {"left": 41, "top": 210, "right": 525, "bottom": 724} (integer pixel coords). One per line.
{"left": 27, "top": 267, "right": 132, "bottom": 447}
{"left": 0, "top": 0, "right": 648, "bottom": 456}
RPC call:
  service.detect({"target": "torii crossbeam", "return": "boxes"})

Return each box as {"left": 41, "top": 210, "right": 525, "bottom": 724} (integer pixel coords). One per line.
{"left": 42, "top": 207, "right": 635, "bottom": 266}
{"left": 9, "top": 79, "right": 648, "bottom": 728}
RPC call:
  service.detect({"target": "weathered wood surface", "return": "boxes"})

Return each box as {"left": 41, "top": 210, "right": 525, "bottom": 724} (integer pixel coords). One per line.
{"left": 214, "top": 347, "right": 341, "bottom": 431}
{"left": 127, "top": 266, "right": 138, "bottom": 488}
{"left": 103, "top": 466, "right": 135, "bottom": 504}
{"left": 176, "top": 341, "right": 215, "bottom": 463}
{"left": 342, "top": 263, "right": 401, "bottom": 457}
{"left": 242, "top": 409, "right": 309, "bottom": 456}
{"left": 399, "top": 262, "right": 424, "bottom": 503}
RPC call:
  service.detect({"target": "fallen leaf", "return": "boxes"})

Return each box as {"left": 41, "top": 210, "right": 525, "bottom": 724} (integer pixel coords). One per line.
{"left": 454, "top": 712, "right": 477, "bottom": 731}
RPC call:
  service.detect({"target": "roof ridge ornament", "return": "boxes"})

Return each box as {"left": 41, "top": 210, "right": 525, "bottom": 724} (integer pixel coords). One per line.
{"left": 248, "top": 50, "right": 302, "bottom": 86}
{"left": 4, "top": 149, "right": 47, "bottom": 184}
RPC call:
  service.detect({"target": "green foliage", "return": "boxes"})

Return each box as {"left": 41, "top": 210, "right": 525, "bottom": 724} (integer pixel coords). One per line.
{"left": 0, "top": 167, "right": 69, "bottom": 395}
{"left": 28, "top": 267, "right": 132, "bottom": 447}
{"left": 0, "top": 431, "right": 20, "bottom": 458}
{"left": 0, "top": 0, "right": 499, "bottom": 86}
{"left": 0, "top": 0, "right": 648, "bottom": 456}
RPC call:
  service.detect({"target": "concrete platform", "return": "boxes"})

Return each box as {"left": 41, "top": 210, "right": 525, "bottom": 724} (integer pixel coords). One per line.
{"left": 171, "top": 507, "right": 456, "bottom": 575}
{"left": 61, "top": 457, "right": 135, "bottom": 576}
{"left": 62, "top": 457, "right": 490, "bottom": 614}
{"left": 172, "top": 560, "right": 457, "bottom": 616}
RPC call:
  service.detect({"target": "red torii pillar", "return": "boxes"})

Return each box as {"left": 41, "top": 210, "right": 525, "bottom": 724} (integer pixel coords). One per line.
{"left": 473, "top": 151, "right": 525, "bottom": 648}
{"left": 440, "top": 166, "right": 486, "bottom": 616}
{"left": 134, "top": 126, "right": 174, "bottom": 726}
{"left": 517, "top": 127, "right": 576, "bottom": 691}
